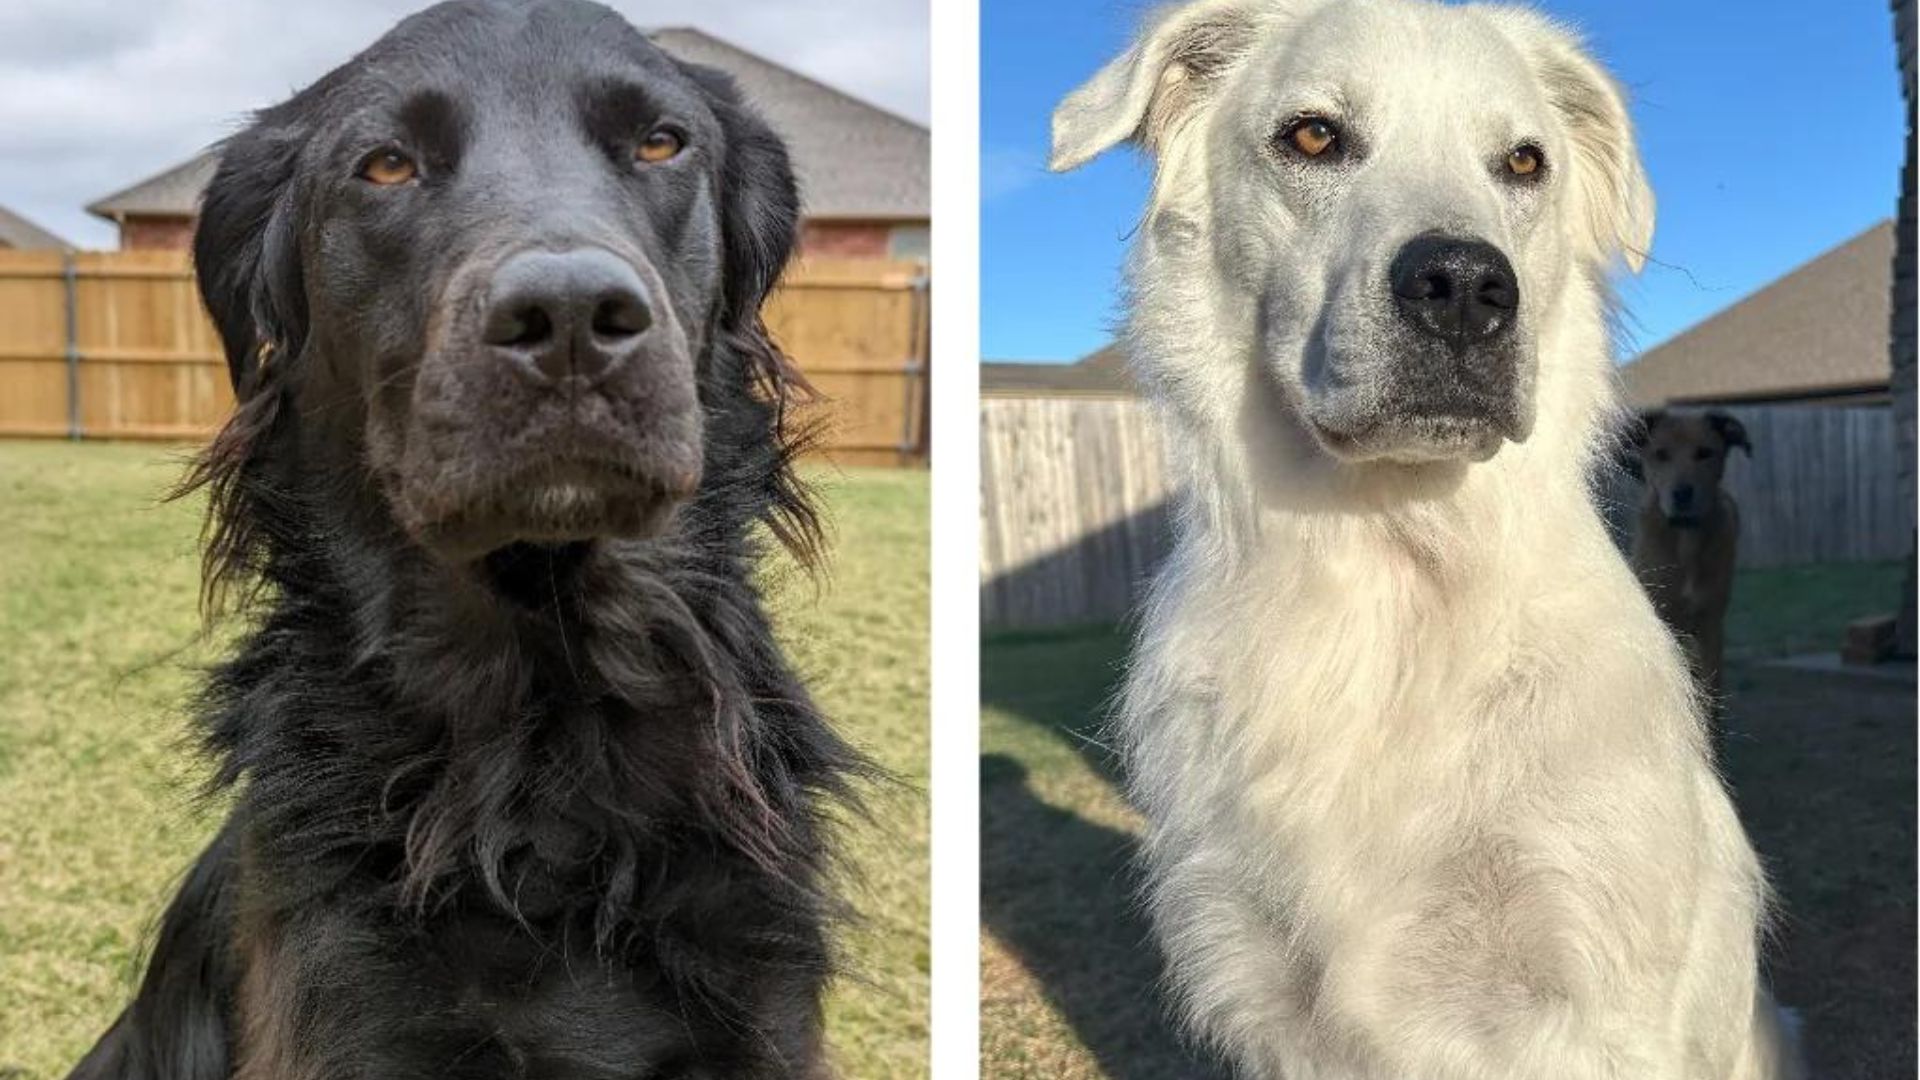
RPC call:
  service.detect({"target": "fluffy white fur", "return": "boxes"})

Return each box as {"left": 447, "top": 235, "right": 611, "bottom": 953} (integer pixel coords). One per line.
{"left": 1050, "top": 2, "right": 1799, "bottom": 1077}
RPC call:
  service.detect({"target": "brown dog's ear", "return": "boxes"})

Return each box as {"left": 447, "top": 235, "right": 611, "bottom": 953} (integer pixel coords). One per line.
{"left": 1617, "top": 410, "right": 1657, "bottom": 481}
{"left": 1707, "top": 410, "right": 1751, "bottom": 456}
{"left": 1629, "top": 409, "right": 1663, "bottom": 448}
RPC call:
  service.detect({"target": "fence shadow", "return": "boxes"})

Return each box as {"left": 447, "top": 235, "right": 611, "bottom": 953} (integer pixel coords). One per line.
{"left": 981, "top": 500, "right": 1171, "bottom": 632}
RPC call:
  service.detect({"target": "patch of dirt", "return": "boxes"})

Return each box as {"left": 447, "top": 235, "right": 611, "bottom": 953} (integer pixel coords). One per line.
{"left": 1720, "top": 666, "right": 1916, "bottom": 1079}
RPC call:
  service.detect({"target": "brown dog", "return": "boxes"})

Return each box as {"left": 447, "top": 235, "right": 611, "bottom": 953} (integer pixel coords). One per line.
{"left": 1630, "top": 410, "right": 1751, "bottom": 711}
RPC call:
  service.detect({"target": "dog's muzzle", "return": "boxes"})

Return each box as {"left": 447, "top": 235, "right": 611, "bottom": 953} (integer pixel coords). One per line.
{"left": 1663, "top": 483, "right": 1705, "bottom": 528}
{"left": 392, "top": 245, "right": 704, "bottom": 562}
{"left": 1328, "top": 234, "right": 1530, "bottom": 463}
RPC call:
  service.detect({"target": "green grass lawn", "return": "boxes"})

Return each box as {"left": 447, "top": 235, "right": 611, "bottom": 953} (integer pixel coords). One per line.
{"left": 983, "top": 561, "right": 1914, "bottom": 1079}
{"left": 1723, "top": 560, "right": 1912, "bottom": 662}
{"left": 0, "top": 440, "right": 927, "bottom": 1078}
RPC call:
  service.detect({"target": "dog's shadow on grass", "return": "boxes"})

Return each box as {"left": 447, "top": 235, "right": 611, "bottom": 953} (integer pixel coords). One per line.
{"left": 981, "top": 626, "right": 1229, "bottom": 1078}
{"left": 981, "top": 753, "right": 1230, "bottom": 1080}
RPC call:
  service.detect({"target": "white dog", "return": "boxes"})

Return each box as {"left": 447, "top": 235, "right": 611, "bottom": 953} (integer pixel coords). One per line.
{"left": 1050, "top": 2, "right": 1798, "bottom": 1077}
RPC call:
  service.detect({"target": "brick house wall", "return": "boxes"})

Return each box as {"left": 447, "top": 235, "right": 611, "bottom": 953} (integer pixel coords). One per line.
{"left": 800, "top": 219, "right": 929, "bottom": 260}
{"left": 119, "top": 215, "right": 196, "bottom": 251}
{"left": 802, "top": 220, "right": 892, "bottom": 258}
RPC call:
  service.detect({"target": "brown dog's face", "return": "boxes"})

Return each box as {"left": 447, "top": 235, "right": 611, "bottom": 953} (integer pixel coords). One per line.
{"left": 1633, "top": 411, "right": 1749, "bottom": 527}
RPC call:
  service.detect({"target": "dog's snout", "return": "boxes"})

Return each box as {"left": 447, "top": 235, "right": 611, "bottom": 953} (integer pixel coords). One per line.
{"left": 1389, "top": 235, "right": 1518, "bottom": 347}
{"left": 482, "top": 249, "right": 653, "bottom": 383}
{"left": 1670, "top": 483, "right": 1696, "bottom": 509}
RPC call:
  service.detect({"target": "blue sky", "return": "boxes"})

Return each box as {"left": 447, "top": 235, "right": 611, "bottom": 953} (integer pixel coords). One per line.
{"left": 981, "top": 0, "right": 1907, "bottom": 363}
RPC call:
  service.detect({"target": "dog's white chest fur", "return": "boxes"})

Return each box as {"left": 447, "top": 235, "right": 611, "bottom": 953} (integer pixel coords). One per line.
{"left": 1121, "top": 503, "right": 1785, "bottom": 1079}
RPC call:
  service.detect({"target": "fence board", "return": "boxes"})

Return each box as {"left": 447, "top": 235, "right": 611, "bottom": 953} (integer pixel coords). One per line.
{"left": 765, "top": 256, "right": 928, "bottom": 466}
{"left": 0, "top": 250, "right": 928, "bottom": 466}
{"left": 0, "top": 251, "right": 68, "bottom": 437}
{"left": 980, "top": 397, "right": 1172, "bottom": 629}
{"left": 984, "top": 397, "right": 1905, "bottom": 630}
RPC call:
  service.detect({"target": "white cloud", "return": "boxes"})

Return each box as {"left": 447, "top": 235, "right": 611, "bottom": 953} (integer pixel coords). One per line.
{"left": 0, "top": 0, "right": 928, "bottom": 248}
{"left": 981, "top": 144, "right": 1044, "bottom": 202}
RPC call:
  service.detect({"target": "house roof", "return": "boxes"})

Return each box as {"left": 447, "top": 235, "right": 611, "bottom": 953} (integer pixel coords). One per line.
{"left": 649, "top": 28, "right": 927, "bottom": 220}
{"left": 0, "top": 204, "right": 70, "bottom": 249}
{"left": 982, "top": 343, "right": 1141, "bottom": 397}
{"left": 1619, "top": 221, "right": 1895, "bottom": 408}
{"left": 86, "top": 28, "right": 927, "bottom": 224}
{"left": 86, "top": 152, "right": 220, "bottom": 220}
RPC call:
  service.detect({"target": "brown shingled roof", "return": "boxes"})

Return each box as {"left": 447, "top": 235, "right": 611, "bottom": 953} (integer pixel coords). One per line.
{"left": 83, "top": 29, "right": 927, "bottom": 225}
{"left": 0, "top": 204, "right": 70, "bottom": 249}
{"left": 1619, "top": 221, "right": 1894, "bottom": 408}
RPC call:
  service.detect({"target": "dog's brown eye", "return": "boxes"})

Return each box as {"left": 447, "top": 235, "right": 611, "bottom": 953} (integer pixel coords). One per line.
{"left": 1280, "top": 117, "right": 1339, "bottom": 158}
{"left": 636, "top": 127, "right": 685, "bottom": 164}
{"left": 1693, "top": 447, "right": 1715, "bottom": 461}
{"left": 1507, "top": 144, "right": 1544, "bottom": 177}
{"left": 359, "top": 149, "right": 418, "bottom": 186}
{"left": 1652, "top": 449, "right": 1670, "bottom": 464}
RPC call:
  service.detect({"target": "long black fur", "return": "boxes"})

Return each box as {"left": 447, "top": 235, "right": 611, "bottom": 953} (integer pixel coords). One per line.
{"left": 66, "top": 3, "right": 864, "bottom": 1077}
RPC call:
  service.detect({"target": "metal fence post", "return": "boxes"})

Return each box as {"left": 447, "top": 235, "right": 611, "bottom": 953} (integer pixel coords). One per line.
{"left": 61, "top": 252, "right": 80, "bottom": 440}
{"left": 899, "top": 269, "right": 930, "bottom": 462}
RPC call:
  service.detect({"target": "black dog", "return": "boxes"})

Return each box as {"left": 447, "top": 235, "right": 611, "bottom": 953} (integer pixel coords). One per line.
{"left": 67, "top": 2, "right": 862, "bottom": 1077}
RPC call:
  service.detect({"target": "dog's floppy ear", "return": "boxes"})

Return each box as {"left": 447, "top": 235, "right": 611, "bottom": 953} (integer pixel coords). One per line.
{"left": 684, "top": 64, "right": 801, "bottom": 330}
{"left": 1488, "top": 11, "right": 1654, "bottom": 273}
{"left": 676, "top": 60, "right": 824, "bottom": 567}
{"left": 1050, "top": 0, "right": 1264, "bottom": 171}
{"left": 178, "top": 108, "right": 313, "bottom": 617}
{"left": 1706, "top": 410, "right": 1751, "bottom": 456}
{"left": 1631, "top": 409, "right": 1664, "bottom": 448}
{"left": 1619, "top": 409, "right": 1661, "bottom": 481}
{"left": 193, "top": 114, "right": 310, "bottom": 395}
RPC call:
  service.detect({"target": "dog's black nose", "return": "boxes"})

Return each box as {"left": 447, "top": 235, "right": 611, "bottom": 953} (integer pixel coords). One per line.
{"left": 482, "top": 249, "right": 653, "bottom": 383}
{"left": 1389, "top": 235, "right": 1519, "bottom": 347}
{"left": 1671, "top": 483, "right": 1696, "bottom": 510}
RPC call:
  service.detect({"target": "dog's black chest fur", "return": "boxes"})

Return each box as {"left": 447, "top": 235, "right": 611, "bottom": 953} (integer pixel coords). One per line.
{"left": 204, "top": 546, "right": 841, "bottom": 1078}
{"left": 65, "top": 532, "right": 854, "bottom": 1080}
{"left": 231, "top": 823, "right": 829, "bottom": 1080}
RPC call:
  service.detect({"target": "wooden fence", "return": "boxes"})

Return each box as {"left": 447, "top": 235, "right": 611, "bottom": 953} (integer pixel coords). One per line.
{"left": 981, "top": 397, "right": 1908, "bottom": 630}
{"left": 1599, "top": 405, "right": 1909, "bottom": 567}
{"left": 981, "top": 397, "right": 1171, "bottom": 629}
{"left": 0, "top": 250, "right": 929, "bottom": 467}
